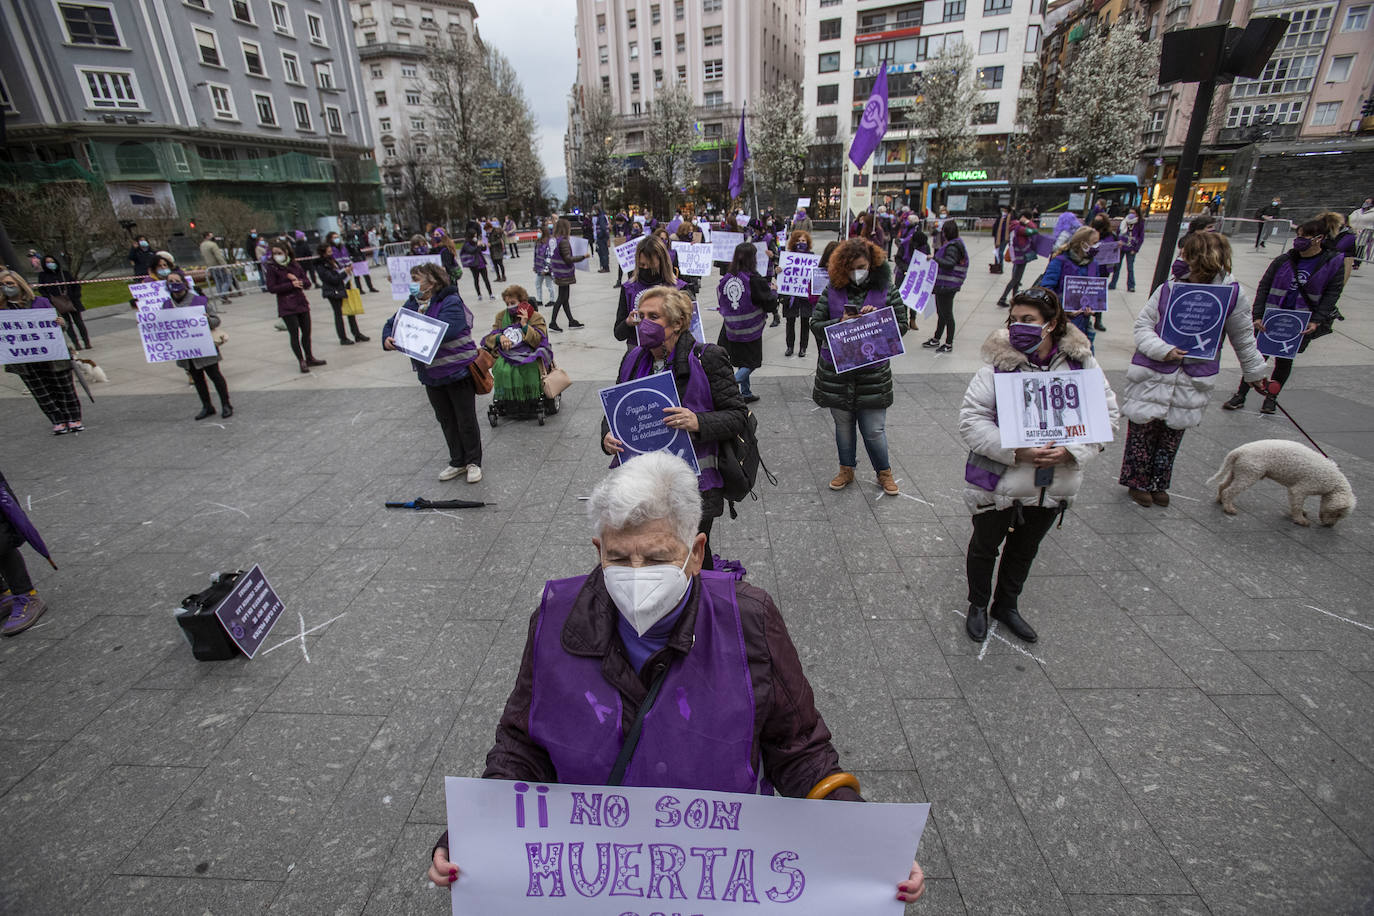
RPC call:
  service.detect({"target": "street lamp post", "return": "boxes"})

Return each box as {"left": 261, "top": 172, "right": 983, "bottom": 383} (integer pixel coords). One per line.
{"left": 312, "top": 56, "right": 345, "bottom": 228}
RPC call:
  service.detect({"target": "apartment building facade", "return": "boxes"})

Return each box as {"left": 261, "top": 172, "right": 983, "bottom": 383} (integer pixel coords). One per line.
{"left": 569, "top": 0, "right": 806, "bottom": 210}
{"left": 0, "top": 0, "right": 380, "bottom": 230}
{"left": 801, "top": 0, "right": 1048, "bottom": 217}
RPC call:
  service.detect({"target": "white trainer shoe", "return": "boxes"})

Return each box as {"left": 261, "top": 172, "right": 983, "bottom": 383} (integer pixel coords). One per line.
{"left": 439, "top": 465, "right": 466, "bottom": 481}
{"left": 466, "top": 465, "right": 483, "bottom": 483}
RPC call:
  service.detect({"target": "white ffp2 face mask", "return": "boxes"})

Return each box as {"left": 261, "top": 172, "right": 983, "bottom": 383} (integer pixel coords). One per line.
{"left": 851, "top": 268, "right": 870, "bottom": 286}
{"left": 602, "top": 553, "right": 691, "bottom": 637}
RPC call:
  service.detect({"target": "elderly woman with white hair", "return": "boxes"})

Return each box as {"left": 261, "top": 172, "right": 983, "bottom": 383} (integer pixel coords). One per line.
{"left": 424, "top": 452, "right": 926, "bottom": 905}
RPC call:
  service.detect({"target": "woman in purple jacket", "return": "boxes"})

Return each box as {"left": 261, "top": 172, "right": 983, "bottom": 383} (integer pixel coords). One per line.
{"left": 1111, "top": 206, "right": 1144, "bottom": 292}
{"left": 263, "top": 239, "right": 325, "bottom": 373}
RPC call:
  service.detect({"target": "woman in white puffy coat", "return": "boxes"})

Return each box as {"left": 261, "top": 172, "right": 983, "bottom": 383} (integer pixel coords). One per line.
{"left": 959, "top": 287, "right": 1119, "bottom": 645}
{"left": 1117, "top": 231, "right": 1267, "bottom": 507}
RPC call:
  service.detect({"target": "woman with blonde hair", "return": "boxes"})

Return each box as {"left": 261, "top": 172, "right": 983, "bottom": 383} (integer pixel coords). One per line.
{"left": 1, "top": 269, "right": 83, "bottom": 435}
{"left": 1039, "top": 226, "right": 1102, "bottom": 351}
{"left": 1118, "top": 231, "right": 1267, "bottom": 506}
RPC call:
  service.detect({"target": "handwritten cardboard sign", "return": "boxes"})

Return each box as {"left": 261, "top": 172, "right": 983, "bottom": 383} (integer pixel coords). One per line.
{"left": 898, "top": 251, "right": 938, "bottom": 317}
{"left": 390, "top": 307, "right": 450, "bottom": 364}
{"left": 673, "top": 242, "right": 714, "bottom": 278}
{"left": 615, "top": 237, "right": 641, "bottom": 273}
{"left": 711, "top": 231, "right": 745, "bottom": 264}
{"left": 992, "top": 367, "right": 1114, "bottom": 448}
{"left": 444, "top": 777, "right": 929, "bottom": 916}
{"left": 136, "top": 305, "right": 218, "bottom": 364}
{"left": 0, "top": 308, "right": 70, "bottom": 365}
{"left": 129, "top": 280, "right": 171, "bottom": 312}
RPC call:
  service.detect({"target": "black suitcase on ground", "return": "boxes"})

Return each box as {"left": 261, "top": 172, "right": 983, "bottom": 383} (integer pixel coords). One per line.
{"left": 175, "top": 570, "right": 246, "bottom": 661}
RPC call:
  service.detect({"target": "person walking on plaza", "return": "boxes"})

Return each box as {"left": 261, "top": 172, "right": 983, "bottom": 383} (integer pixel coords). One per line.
{"left": 1088, "top": 214, "right": 1116, "bottom": 332}
{"left": 990, "top": 204, "right": 1012, "bottom": 272}
{"left": 1320, "top": 210, "right": 1358, "bottom": 285}
{"left": 198, "top": 232, "right": 234, "bottom": 304}
{"left": 782, "top": 230, "right": 815, "bottom": 358}
{"left": 959, "top": 287, "right": 1118, "bottom": 643}
{"left": 715, "top": 242, "right": 777, "bottom": 403}
{"left": 487, "top": 220, "right": 507, "bottom": 282}
{"left": 1111, "top": 206, "right": 1144, "bottom": 292}
{"left": 812, "top": 239, "right": 912, "bottom": 496}
{"left": 383, "top": 262, "right": 483, "bottom": 483}
{"left": 547, "top": 218, "right": 589, "bottom": 332}
{"left": 264, "top": 239, "right": 325, "bottom": 374}
{"left": 893, "top": 210, "right": 929, "bottom": 288}
{"left": 925, "top": 221, "right": 968, "bottom": 353}
{"left": 1222, "top": 218, "right": 1345, "bottom": 416}
{"left": 316, "top": 247, "right": 369, "bottom": 346}
{"left": 595, "top": 207, "right": 611, "bottom": 272}
{"left": 1254, "top": 197, "right": 1282, "bottom": 249}
{"left": 531, "top": 223, "right": 555, "bottom": 307}
{"left": 36, "top": 254, "right": 89, "bottom": 352}
{"left": 162, "top": 269, "right": 232, "bottom": 420}
{"left": 127, "top": 235, "right": 157, "bottom": 278}
{"left": 2, "top": 270, "right": 84, "bottom": 435}
{"left": 1121, "top": 231, "right": 1267, "bottom": 506}
{"left": 1040, "top": 226, "right": 1102, "bottom": 351}
{"left": 346, "top": 232, "right": 379, "bottom": 293}
{"left": 602, "top": 288, "right": 748, "bottom": 566}
{"left": 503, "top": 215, "right": 519, "bottom": 258}
{"left": 1349, "top": 196, "right": 1373, "bottom": 268}
{"left": 996, "top": 210, "right": 1039, "bottom": 307}
{"left": 614, "top": 236, "right": 686, "bottom": 348}
{"left": 460, "top": 229, "right": 494, "bottom": 301}
{"left": 0, "top": 469, "right": 55, "bottom": 637}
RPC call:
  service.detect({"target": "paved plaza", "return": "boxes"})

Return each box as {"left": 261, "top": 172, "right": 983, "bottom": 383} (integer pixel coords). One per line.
{"left": 1, "top": 233, "right": 1373, "bottom": 915}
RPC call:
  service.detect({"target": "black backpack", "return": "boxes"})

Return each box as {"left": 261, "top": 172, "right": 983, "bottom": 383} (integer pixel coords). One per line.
{"left": 718, "top": 408, "right": 777, "bottom": 516}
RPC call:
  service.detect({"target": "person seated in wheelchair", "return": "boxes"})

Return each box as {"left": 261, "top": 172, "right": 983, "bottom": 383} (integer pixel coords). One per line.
{"left": 482, "top": 285, "right": 553, "bottom": 413}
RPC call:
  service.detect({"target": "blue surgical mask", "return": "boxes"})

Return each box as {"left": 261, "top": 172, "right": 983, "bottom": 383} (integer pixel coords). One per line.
{"left": 155, "top": 267, "right": 171, "bottom": 278}
{"left": 408, "top": 281, "right": 423, "bottom": 297}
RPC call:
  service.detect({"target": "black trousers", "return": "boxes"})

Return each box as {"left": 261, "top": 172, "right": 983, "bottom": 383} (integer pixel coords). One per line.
{"left": 966, "top": 505, "right": 1059, "bottom": 612}
{"left": 784, "top": 309, "right": 812, "bottom": 352}
{"left": 1000, "top": 262, "right": 1028, "bottom": 303}
{"left": 66, "top": 310, "right": 91, "bottom": 348}
{"left": 492, "top": 258, "right": 507, "bottom": 281}
{"left": 471, "top": 267, "right": 493, "bottom": 298}
{"left": 328, "top": 297, "right": 364, "bottom": 341}
{"left": 548, "top": 285, "right": 574, "bottom": 325}
{"left": 425, "top": 375, "right": 483, "bottom": 468}
{"left": 282, "top": 312, "right": 314, "bottom": 362}
{"left": 191, "top": 363, "right": 230, "bottom": 408}
{"left": 933, "top": 289, "right": 956, "bottom": 344}
{"left": 0, "top": 515, "right": 34, "bottom": 594}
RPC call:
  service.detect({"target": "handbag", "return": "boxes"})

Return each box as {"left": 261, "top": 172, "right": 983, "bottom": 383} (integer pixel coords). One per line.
{"left": 469, "top": 348, "right": 495, "bottom": 395}
{"left": 49, "top": 293, "right": 77, "bottom": 315}
{"left": 542, "top": 363, "right": 572, "bottom": 398}
{"left": 342, "top": 286, "right": 364, "bottom": 316}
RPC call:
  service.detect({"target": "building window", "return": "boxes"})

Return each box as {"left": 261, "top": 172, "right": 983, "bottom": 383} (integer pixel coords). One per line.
{"left": 282, "top": 51, "right": 303, "bottom": 84}
{"left": 314, "top": 61, "right": 334, "bottom": 89}
{"left": 817, "top": 83, "right": 838, "bottom": 104}
{"left": 293, "top": 99, "right": 312, "bottom": 130}
{"left": 1025, "top": 24, "right": 1042, "bottom": 53}
{"left": 1343, "top": 4, "right": 1369, "bottom": 29}
{"left": 231, "top": 0, "right": 252, "bottom": 24}
{"left": 979, "top": 28, "right": 1008, "bottom": 54}
{"left": 241, "top": 41, "right": 265, "bottom": 77}
{"left": 703, "top": 122, "right": 723, "bottom": 139}
{"left": 370, "top": 64, "right": 383, "bottom": 79}
{"left": 676, "top": 33, "right": 685, "bottom": 52}
{"left": 601, "top": 75, "right": 611, "bottom": 93}
{"left": 401, "top": 63, "right": 417, "bottom": 78}
{"left": 1326, "top": 55, "right": 1354, "bottom": 82}
{"left": 653, "top": 37, "right": 663, "bottom": 55}
{"left": 704, "top": 89, "right": 724, "bottom": 106}
{"left": 378, "top": 116, "right": 391, "bottom": 131}
{"left": 599, "top": 45, "right": 609, "bottom": 63}
{"left": 818, "top": 52, "right": 840, "bottom": 72}
{"left": 676, "top": 63, "right": 686, "bottom": 80}
{"left": 704, "top": 25, "right": 723, "bottom": 46}
{"left": 816, "top": 115, "right": 838, "bottom": 135}
{"left": 654, "top": 68, "right": 664, "bottom": 88}
{"left": 1225, "top": 100, "right": 1304, "bottom": 128}
{"left": 78, "top": 68, "right": 141, "bottom": 109}
{"left": 627, "top": 8, "right": 637, "bottom": 28}
{"left": 597, "top": 13, "right": 606, "bottom": 32}
{"left": 194, "top": 28, "right": 222, "bottom": 67}
{"left": 629, "top": 41, "right": 639, "bottom": 59}
{"left": 364, "top": 31, "right": 376, "bottom": 44}
{"left": 1310, "top": 100, "right": 1340, "bottom": 125}
{"left": 972, "top": 101, "right": 999, "bottom": 123}
{"left": 703, "top": 0, "right": 722, "bottom": 11}
{"left": 1231, "top": 53, "right": 1320, "bottom": 99}
{"left": 984, "top": 0, "right": 1012, "bottom": 13}
{"left": 383, "top": 143, "right": 396, "bottom": 159}
{"left": 819, "top": 18, "right": 841, "bottom": 40}
{"left": 420, "top": 7, "right": 435, "bottom": 25}
{"left": 253, "top": 92, "right": 277, "bottom": 126}
{"left": 704, "top": 59, "right": 723, "bottom": 80}
{"left": 943, "top": 0, "right": 966, "bottom": 21}
{"left": 631, "top": 101, "right": 642, "bottom": 115}
{"left": 307, "top": 13, "right": 326, "bottom": 45}
{"left": 675, "top": 0, "right": 684, "bottom": 19}
{"left": 374, "top": 91, "right": 388, "bottom": 109}
{"left": 208, "top": 83, "right": 235, "bottom": 119}
{"left": 184, "top": 0, "right": 208, "bottom": 8}
{"left": 59, "top": 2, "right": 122, "bottom": 46}
{"left": 326, "top": 106, "right": 343, "bottom": 134}
{"left": 651, "top": 3, "right": 661, "bottom": 24}
{"left": 976, "top": 65, "right": 1003, "bottom": 89}
{"left": 405, "top": 90, "right": 421, "bottom": 104}
{"left": 410, "top": 116, "right": 425, "bottom": 131}
{"left": 1275, "top": 7, "right": 1333, "bottom": 50}
{"left": 270, "top": 1, "right": 292, "bottom": 34}
{"left": 631, "top": 72, "right": 641, "bottom": 91}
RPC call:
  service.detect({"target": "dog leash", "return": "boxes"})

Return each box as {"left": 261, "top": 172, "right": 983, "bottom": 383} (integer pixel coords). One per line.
{"left": 1262, "top": 380, "right": 1330, "bottom": 460}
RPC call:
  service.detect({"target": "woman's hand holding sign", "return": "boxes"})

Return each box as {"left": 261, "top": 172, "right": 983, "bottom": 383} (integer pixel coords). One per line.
{"left": 429, "top": 846, "right": 458, "bottom": 887}
{"left": 1015, "top": 444, "right": 1072, "bottom": 468}
{"left": 897, "top": 859, "right": 926, "bottom": 903}
{"left": 663, "top": 406, "right": 699, "bottom": 433}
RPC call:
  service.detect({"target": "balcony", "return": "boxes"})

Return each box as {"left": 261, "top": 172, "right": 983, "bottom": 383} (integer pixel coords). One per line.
{"left": 1217, "top": 122, "right": 1300, "bottom": 144}
{"left": 358, "top": 42, "right": 427, "bottom": 61}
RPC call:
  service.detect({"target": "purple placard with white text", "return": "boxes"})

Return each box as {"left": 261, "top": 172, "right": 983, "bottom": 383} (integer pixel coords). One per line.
{"left": 1062, "top": 275, "right": 1109, "bottom": 313}
{"left": 599, "top": 370, "right": 700, "bottom": 474}
{"left": 1159, "top": 282, "right": 1237, "bottom": 360}
{"left": 1093, "top": 239, "right": 1120, "bottom": 266}
{"left": 1256, "top": 307, "right": 1312, "bottom": 358}
{"left": 1030, "top": 232, "right": 1056, "bottom": 257}
{"left": 213, "top": 564, "right": 286, "bottom": 659}
{"left": 444, "top": 776, "right": 929, "bottom": 916}
{"left": 824, "top": 306, "right": 906, "bottom": 373}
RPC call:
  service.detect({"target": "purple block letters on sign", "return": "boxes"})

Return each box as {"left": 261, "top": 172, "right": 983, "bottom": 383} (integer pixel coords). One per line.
{"left": 777, "top": 252, "right": 820, "bottom": 297}
{"left": 823, "top": 307, "right": 906, "bottom": 373}
{"left": 213, "top": 565, "right": 286, "bottom": 659}
{"left": 0, "top": 308, "right": 71, "bottom": 366}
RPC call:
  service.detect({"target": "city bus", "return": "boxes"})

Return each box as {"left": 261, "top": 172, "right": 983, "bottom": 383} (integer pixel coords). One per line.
{"left": 923, "top": 174, "right": 1142, "bottom": 217}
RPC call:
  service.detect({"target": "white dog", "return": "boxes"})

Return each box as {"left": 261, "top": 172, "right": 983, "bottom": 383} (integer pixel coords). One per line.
{"left": 74, "top": 357, "right": 108, "bottom": 384}
{"left": 1208, "top": 439, "right": 1355, "bottom": 527}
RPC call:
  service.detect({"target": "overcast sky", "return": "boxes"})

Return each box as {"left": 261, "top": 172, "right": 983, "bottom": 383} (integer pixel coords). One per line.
{"left": 476, "top": 1, "right": 578, "bottom": 179}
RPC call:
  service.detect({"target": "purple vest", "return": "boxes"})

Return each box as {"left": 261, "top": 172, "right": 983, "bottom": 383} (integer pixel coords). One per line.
{"left": 716, "top": 273, "right": 766, "bottom": 342}
{"left": 622, "top": 277, "right": 687, "bottom": 314}
{"left": 1265, "top": 254, "right": 1342, "bottom": 312}
{"left": 819, "top": 285, "right": 887, "bottom": 368}
{"left": 935, "top": 240, "right": 968, "bottom": 289}
{"left": 550, "top": 238, "right": 577, "bottom": 282}
{"left": 527, "top": 572, "right": 767, "bottom": 794}
{"left": 329, "top": 244, "right": 351, "bottom": 269}
{"left": 617, "top": 345, "right": 724, "bottom": 490}
{"left": 532, "top": 238, "right": 553, "bottom": 275}
{"left": 410, "top": 293, "right": 479, "bottom": 382}
{"left": 460, "top": 243, "right": 486, "bottom": 270}
{"left": 1130, "top": 281, "right": 1240, "bottom": 379}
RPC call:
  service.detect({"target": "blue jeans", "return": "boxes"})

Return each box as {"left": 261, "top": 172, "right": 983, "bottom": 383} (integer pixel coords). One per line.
{"left": 210, "top": 266, "right": 234, "bottom": 297}
{"left": 830, "top": 407, "right": 889, "bottom": 471}
{"left": 735, "top": 365, "right": 753, "bottom": 396}
{"left": 534, "top": 273, "right": 555, "bottom": 304}
{"left": 1109, "top": 252, "right": 1136, "bottom": 290}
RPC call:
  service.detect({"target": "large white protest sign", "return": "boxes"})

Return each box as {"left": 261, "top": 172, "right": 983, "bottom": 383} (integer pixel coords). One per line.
{"left": 387, "top": 254, "right": 443, "bottom": 301}
{"left": 795, "top": 197, "right": 811, "bottom": 210}
{"left": 898, "top": 250, "right": 938, "bottom": 317}
{"left": 777, "top": 252, "right": 821, "bottom": 297}
{"left": 129, "top": 280, "right": 171, "bottom": 312}
{"left": 614, "top": 237, "right": 641, "bottom": 273}
{"left": 136, "top": 305, "right": 218, "bottom": 364}
{"left": 993, "top": 367, "right": 1115, "bottom": 448}
{"left": 0, "top": 308, "right": 70, "bottom": 365}
{"left": 753, "top": 242, "right": 771, "bottom": 276}
{"left": 674, "top": 242, "right": 713, "bottom": 278}
{"left": 390, "top": 307, "right": 449, "bottom": 364}
{"left": 570, "top": 237, "right": 592, "bottom": 271}
{"left": 711, "top": 231, "right": 745, "bottom": 264}
{"left": 445, "top": 777, "right": 929, "bottom": 916}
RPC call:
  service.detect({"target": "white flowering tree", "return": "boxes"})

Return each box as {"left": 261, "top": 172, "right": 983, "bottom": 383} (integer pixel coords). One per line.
{"left": 749, "top": 82, "right": 811, "bottom": 212}
{"left": 642, "top": 83, "right": 699, "bottom": 211}
{"left": 915, "top": 43, "right": 979, "bottom": 209}
{"left": 577, "top": 91, "right": 626, "bottom": 209}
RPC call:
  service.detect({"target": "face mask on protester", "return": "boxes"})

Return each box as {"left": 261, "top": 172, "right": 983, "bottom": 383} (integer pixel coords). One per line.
{"left": 602, "top": 552, "right": 692, "bottom": 637}
{"left": 636, "top": 266, "right": 661, "bottom": 284}
{"left": 273, "top": 255, "right": 289, "bottom": 265}
{"left": 1291, "top": 236, "right": 1313, "bottom": 252}
{"left": 44, "top": 261, "right": 57, "bottom": 272}
{"left": 408, "top": 281, "right": 423, "bottom": 297}
{"left": 636, "top": 316, "right": 668, "bottom": 350}
{"left": 851, "top": 268, "right": 869, "bottom": 286}
{"left": 155, "top": 267, "right": 172, "bottom": 278}
{"left": 795, "top": 242, "right": 809, "bottom": 253}
{"left": 1009, "top": 322, "right": 1046, "bottom": 353}
{"left": 139, "top": 240, "right": 150, "bottom": 249}
{"left": 1, "top": 284, "right": 20, "bottom": 299}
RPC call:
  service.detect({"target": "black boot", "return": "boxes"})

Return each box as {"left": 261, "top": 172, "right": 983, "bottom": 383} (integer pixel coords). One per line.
{"left": 992, "top": 606, "right": 1038, "bottom": 643}
{"left": 966, "top": 603, "right": 988, "bottom": 641}
{"left": 194, "top": 404, "right": 216, "bottom": 421}
{"left": 220, "top": 402, "right": 234, "bottom": 419}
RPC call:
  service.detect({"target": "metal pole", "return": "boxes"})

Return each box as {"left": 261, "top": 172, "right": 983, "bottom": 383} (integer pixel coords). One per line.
{"left": 1151, "top": 76, "right": 1217, "bottom": 294}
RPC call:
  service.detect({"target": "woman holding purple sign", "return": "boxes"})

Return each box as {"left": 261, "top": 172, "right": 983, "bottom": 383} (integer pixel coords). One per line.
{"left": 1040, "top": 227, "right": 1102, "bottom": 351}
{"left": 715, "top": 242, "right": 778, "bottom": 403}
{"left": 1, "top": 270, "right": 83, "bottom": 435}
{"left": 1119, "top": 232, "right": 1267, "bottom": 506}
{"left": 810, "top": 239, "right": 911, "bottom": 496}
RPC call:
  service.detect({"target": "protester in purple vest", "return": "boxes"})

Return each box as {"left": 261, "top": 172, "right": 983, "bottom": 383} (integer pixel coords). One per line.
{"left": 424, "top": 451, "right": 928, "bottom": 907}
{"left": 602, "top": 287, "right": 748, "bottom": 564}
{"left": 530, "top": 223, "right": 555, "bottom": 307}
{"left": 959, "top": 287, "right": 1118, "bottom": 643}
{"left": 1111, "top": 206, "right": 1145, "bottom": 292}
{"left": 1086, "top": 214, "right": 1117, "bottom": 333}
{"left": 811, "top": 239, "right": 912, "bottom": 496}
{"left": 615, "top": 235, "right": 685, "bottom": 349}
{"left": 459, "top": 229, "right": 494, "bottom": 301}
{"left": 925, "top": 221, "right": 969, "bottom": 353}
{"left": 1, "top": 269, "right": 83, "bottom": 436}
{"left": 548, "top": 218, "right": 589, "bottom": 332}
{"left": 1040, "top": 227, "right": 1102, "bottom": 352}
{"left": 0, "top": 467, "right": 56, "bottom": 636}
{"left": 996, "top": 210, "right": 1039, "bottom": 307}
{"left": 1119, "top": 232, "right": 1267, "bottom": 506}
{"left": 1222, "top": 217, "right": 1345, "bottom": 416}
{"left": 264, "top": 240, "right": 325, "bottom": 374}
{"left": 163, "top": 270, "right": 232, "bottom": 421}
{"left": 892, "top": 211, "right": 929, "bottom": 288}
{"left": 716, "top": 242, "right": 778, "bottom": 403}
{"left": 782, "top": 230, "right": 815, "bottom": 358}
{"left": 382, "top": 262, "right": 484, "bottom": 483}
{"left": 1319, "top": 210, "right": 1357, "bottom": 286}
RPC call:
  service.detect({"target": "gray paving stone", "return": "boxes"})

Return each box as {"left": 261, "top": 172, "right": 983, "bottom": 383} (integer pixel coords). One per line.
{"left": 1134, "top": 615, "right": 1275, "bottom": 695}
{"left": 84, "top": 876, "right": 280, "bottom": 916}
{"left": 1064, "top": 894, "right": 1212, "bottom": 916}
{"left": 1233, "top": 649, "right": 1374, "bottom": 771}
{"left": 0, "top": 739, "right": 62, "bottom": 795}
{"left": 866, "top": 617, "right": 961, "bottom": 699}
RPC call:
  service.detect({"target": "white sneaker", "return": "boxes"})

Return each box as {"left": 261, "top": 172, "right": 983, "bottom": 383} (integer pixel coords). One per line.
{"left": 439, "top": 465, "right": 466, "bottom": 481}
{"left": 466, "top": 465, "right": 483, "bottom": 483}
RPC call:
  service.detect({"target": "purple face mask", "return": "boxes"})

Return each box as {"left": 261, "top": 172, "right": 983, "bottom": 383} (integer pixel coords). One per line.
{"left": 637, "top": 317, "right": 668, "bottom": 350}
{"left": 167, "top": 282, "right": 188, "bottom": 296}
{"left": 1008, "top": 322, "right": 1045, "bottom": 353}
{"left": 1291, "top": 236, "right": 1313, "bottom": 252}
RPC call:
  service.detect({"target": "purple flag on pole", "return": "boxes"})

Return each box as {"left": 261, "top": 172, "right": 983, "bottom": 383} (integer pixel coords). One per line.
{"left": 728, "top": 105, "right": 749, "bottom": 200}
{"left": 848, "top": 63, "right": 890, "bottom": 171}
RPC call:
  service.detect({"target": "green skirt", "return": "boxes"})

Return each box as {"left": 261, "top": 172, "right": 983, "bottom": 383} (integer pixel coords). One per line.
{"left": 493, "top": 357, "right": 543, "bottom": 402}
